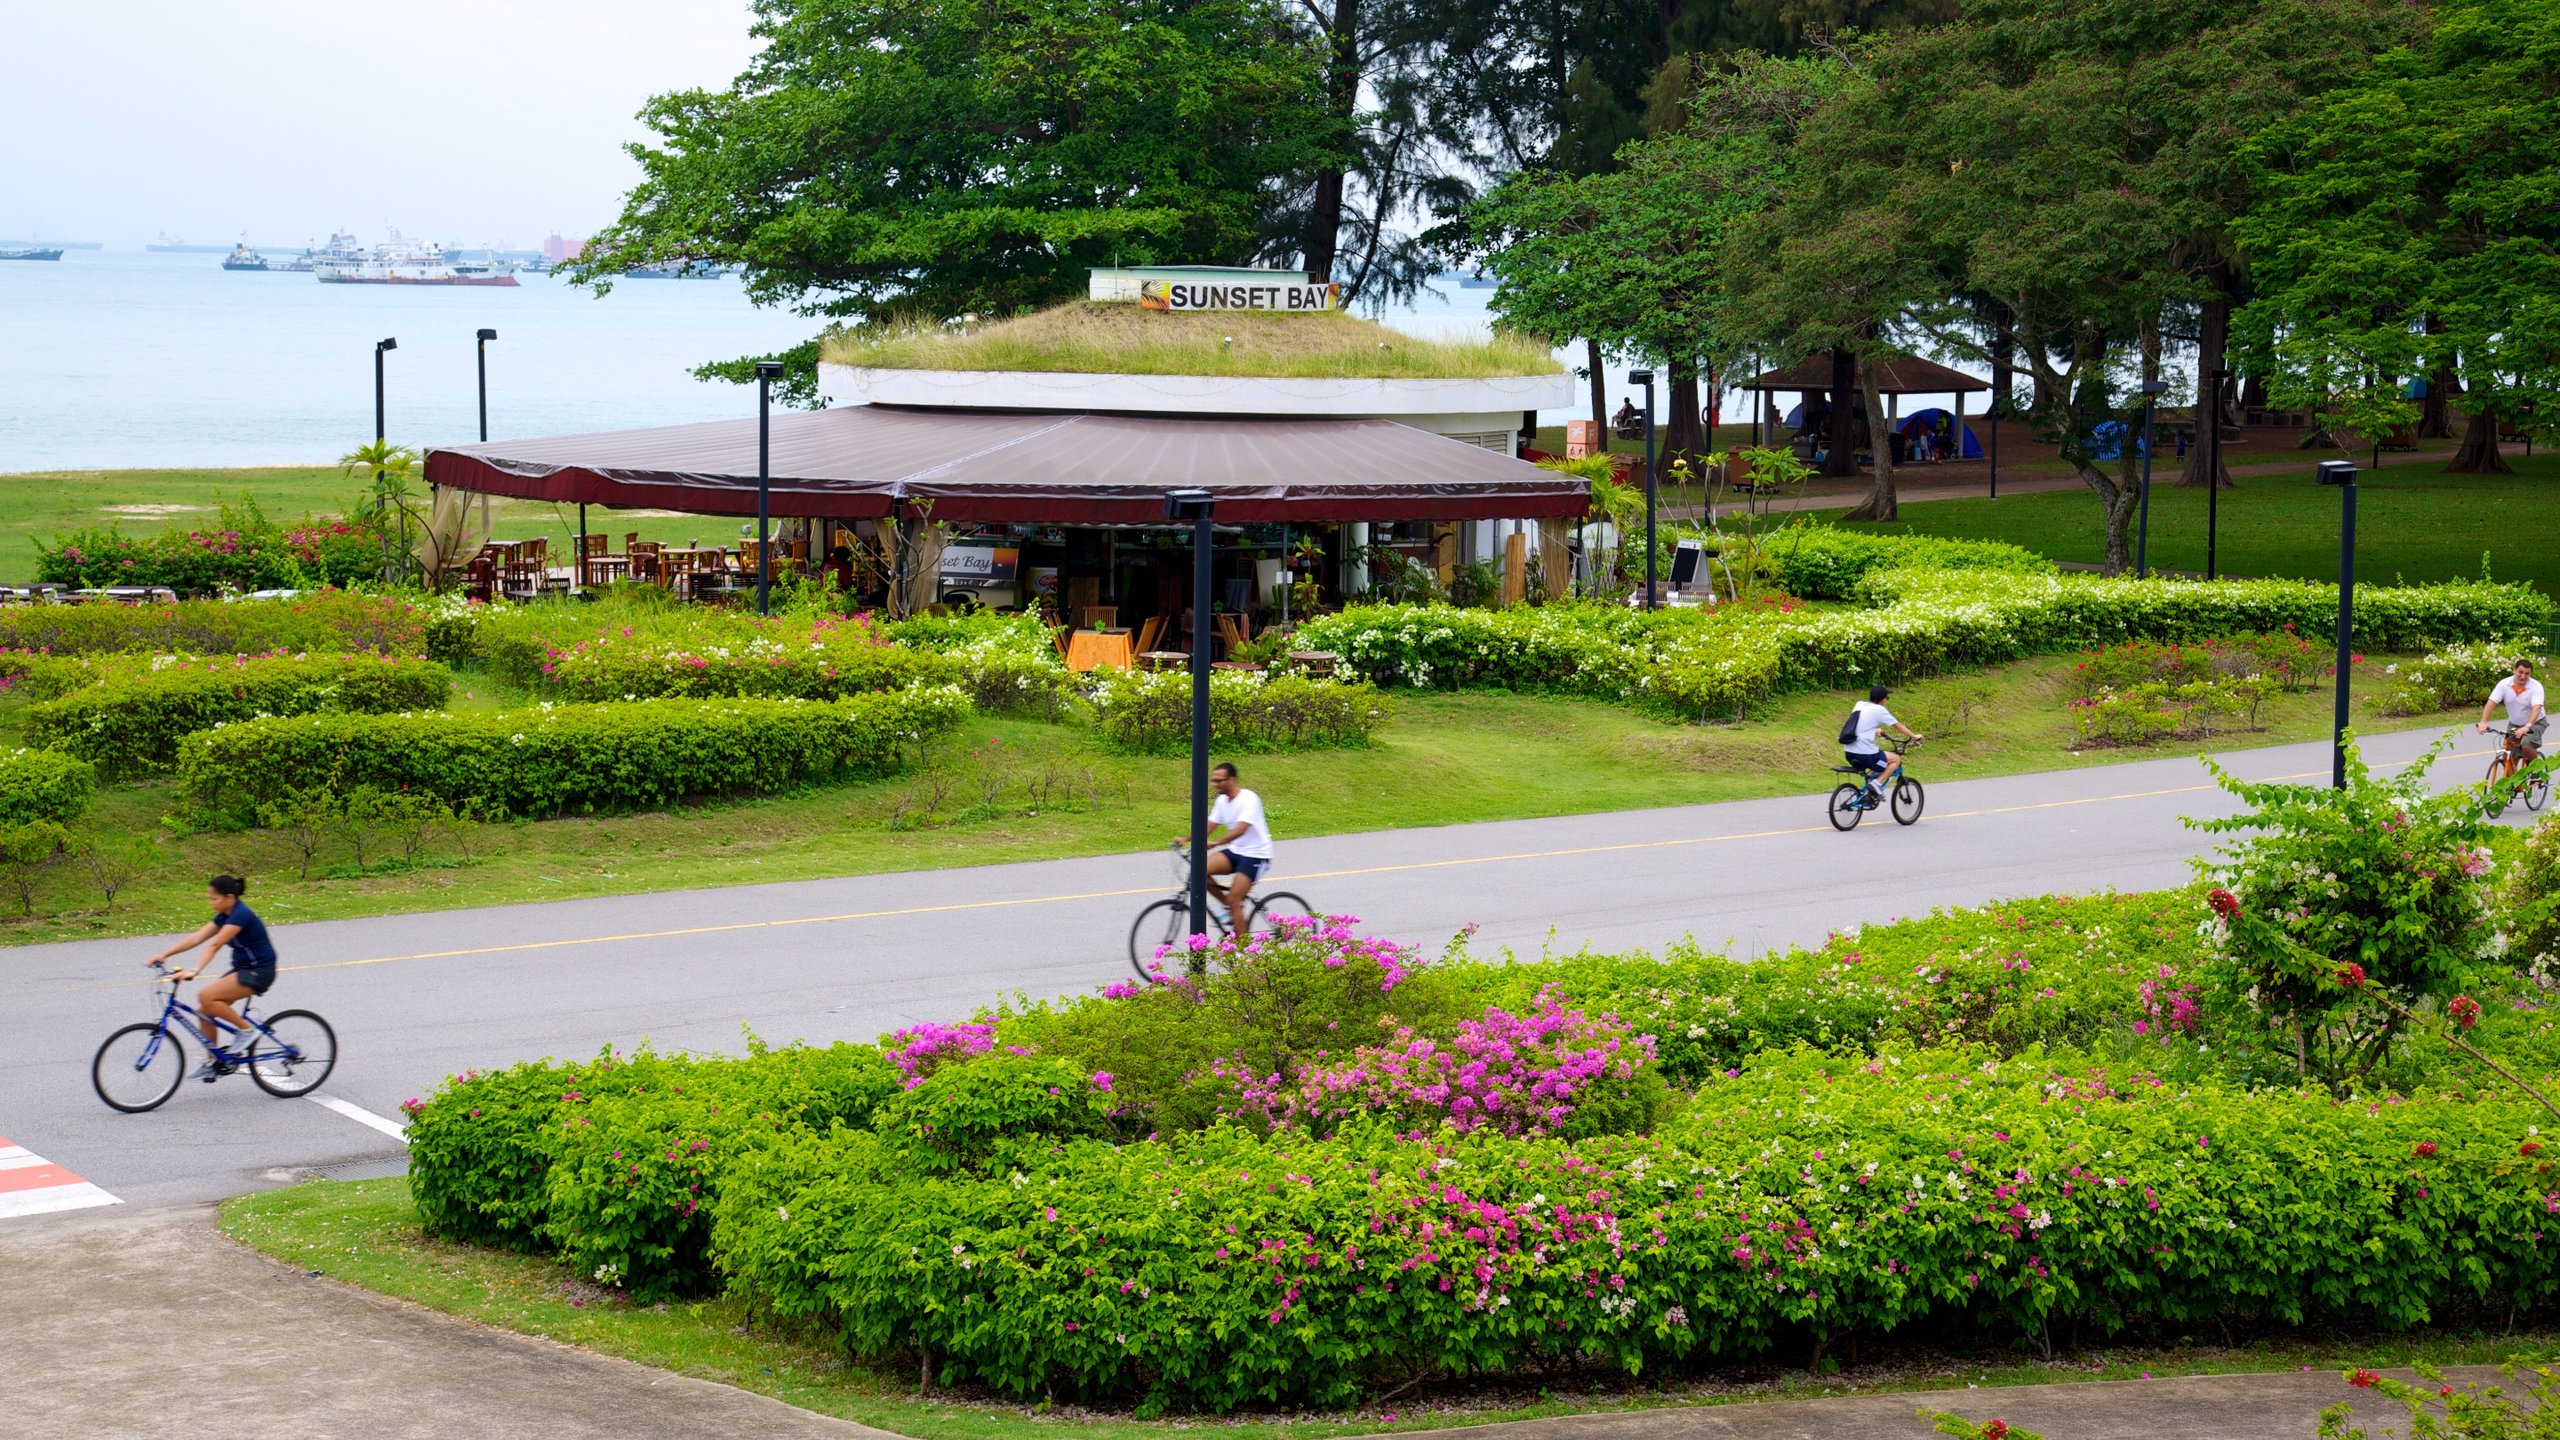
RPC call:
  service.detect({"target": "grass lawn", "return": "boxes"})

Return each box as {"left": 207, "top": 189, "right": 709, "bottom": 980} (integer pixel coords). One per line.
{"left": 0, "top": 653, "right": 2449, "bottom": 947}
{"left": 825, "top": 304, "right": 1563, "bottom": 379}
{"left": 0, "top": 467, "right": 748, "bottom": 585}
{"left": 1835, "top": 450, "right": 2560, "bottom": 594}
{"left": 223, "top": 1176, "right": 2560, "bottom": 1439}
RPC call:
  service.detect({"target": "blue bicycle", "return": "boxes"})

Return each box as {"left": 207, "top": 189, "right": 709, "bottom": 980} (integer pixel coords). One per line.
{"left": 1827, "top": 738, "right": 1926, "bottom": 831}
{"left": 91, "top": 963, "right": 337, "bottom": 1113}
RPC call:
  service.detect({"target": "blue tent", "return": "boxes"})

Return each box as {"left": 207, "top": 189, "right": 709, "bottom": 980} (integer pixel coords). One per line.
{"left": 1895, "top": 407, "right": 1983, "bottom": 460}
{"left": 2085, "top": 420, "right": 2149, "bottom": 461}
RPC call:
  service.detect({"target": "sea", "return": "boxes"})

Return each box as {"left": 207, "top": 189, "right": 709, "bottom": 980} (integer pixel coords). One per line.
{"left": 0, "top": 251, "right": 1620, "bottom": 473}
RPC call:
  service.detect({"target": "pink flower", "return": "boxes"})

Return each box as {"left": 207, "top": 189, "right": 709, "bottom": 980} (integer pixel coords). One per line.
{"left": 2449, "top": 995, "right": 2482, "bottom": 1029}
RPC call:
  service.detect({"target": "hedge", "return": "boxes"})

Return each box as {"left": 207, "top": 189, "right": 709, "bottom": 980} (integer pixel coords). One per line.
{"left": 174, "top": 686, "right": 968, "bottom": 823}
{"left": 0, "top": 591, "right": 424, "bottom": 657}
{"left": 1091, "top": 671, "right": 1388, "bottom": 754}
{"left": 36, "top": 515, "right": 383, "bottom": 592}
{"left": 0, "top": 748, "right": 95, "bottom": 825}
{"left": 23, "top": 654, "right": 451, "bottom": 775}
{"left": 1765, "top": 527, "right": 2052, "bottom": 600}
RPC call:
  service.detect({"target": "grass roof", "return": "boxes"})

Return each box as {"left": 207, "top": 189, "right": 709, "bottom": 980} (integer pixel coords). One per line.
{"left": 820, "top": 303, "right": 1563, "bottom": 380}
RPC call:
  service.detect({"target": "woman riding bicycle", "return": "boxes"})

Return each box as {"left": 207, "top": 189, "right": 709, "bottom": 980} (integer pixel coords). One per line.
{"left": 1843, "top": 685, "right": 1924, "bottom": 789}
{"left": 143, "top": 875, "right": 276, "bottom": 1081}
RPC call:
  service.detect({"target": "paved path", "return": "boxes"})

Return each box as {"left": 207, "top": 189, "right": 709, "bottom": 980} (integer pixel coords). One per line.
{"left": 1, "top": 722, "right": 2502, "bottom": 1214}
{"left": 1, "top": 1204, "right": 883, "bottom": 1439}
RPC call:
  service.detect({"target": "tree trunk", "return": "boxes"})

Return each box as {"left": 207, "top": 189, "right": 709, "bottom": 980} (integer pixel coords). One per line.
{"left": 1586, "top": 338, "right": 1607, "bottom": 440}
{"left": 1821, "top": 345, "right": 1860, "bottom": 477}
{"left": 1841, "top": 353, "right": 1898, "bottom": 522}
{"left": 2180, "top": 266, "right": 2234, "bottom": 489}
{"left": 1988, "top": 307, "right": 2016, "bottom": 418}
{"left": 1300, "top": 0, "right": 1361, "bottom": 283}
{"left": 2418, "top": 315, "right": 2458, "bottom": 439}
{"left": 2448, "top": 405, "right": 2511, "bottom": 474}
{"left": 1664, "top": 355, "right": 1704, "bottom": 466}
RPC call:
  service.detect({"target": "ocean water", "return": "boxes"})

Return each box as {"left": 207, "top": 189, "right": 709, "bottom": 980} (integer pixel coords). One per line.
{"left": 0, "top": 251, "right": 1630, "bottom": 473}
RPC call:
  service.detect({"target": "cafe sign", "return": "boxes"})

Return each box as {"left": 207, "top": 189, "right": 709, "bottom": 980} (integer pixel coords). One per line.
{"left": 1138, "top": 279, "right": 1340, "bottom": 313}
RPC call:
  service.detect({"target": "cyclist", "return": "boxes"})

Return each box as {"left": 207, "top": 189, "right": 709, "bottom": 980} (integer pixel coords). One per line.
{"left": 2479, "top": 658, "right": 2547, "bottom": 764}
{"left": 1843, "top": 684, "right": 1923, "bottom": 793}
{"left": 142, "top": 875, "right": 277, "bottom": 1081}
{"left": 1190, "top": 761, "right": 1273, "bottom": 939}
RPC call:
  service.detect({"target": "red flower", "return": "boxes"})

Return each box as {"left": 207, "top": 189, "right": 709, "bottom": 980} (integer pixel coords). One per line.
{"left": 2525, "top": 1141, "right": 2544, "bottom": 1157}
{"left": 1982, "top": 1423, "right": 2009, "bottom": 1440}
{"left": 2207, "top": 888, "right": 2240, "bottom": 919}
{"left": 2336, "top": 963, "right": 2368, "bottom": 989}
{"left": 2414, "top": 1141, "right": 2438, "bottom": 1158}
{"left": 2449, "top": 995, "right": 2482, "bottom": 1029}
{"left": 2349, "top": 1369, "right": 2381, "bottom": 1389}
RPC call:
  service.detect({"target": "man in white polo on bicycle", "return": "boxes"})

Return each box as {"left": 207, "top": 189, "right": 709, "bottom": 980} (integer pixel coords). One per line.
{"left": 1197, "top": 761, "right": 1273, "bottom": 939}
{"left": 2479, "top": 657, "right": 2547, "bottom": 762}
{"left": 1843, "top": 684, "right": 1923, "bottom": 790}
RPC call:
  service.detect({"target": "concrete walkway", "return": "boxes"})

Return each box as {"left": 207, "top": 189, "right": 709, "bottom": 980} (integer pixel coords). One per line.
{"left": 5, "top": 1204, "right": 884, "bottom": 1439}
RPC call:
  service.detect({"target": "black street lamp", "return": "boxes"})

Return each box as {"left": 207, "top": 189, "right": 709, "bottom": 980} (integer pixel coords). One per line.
{"left": 374, "top": 338, "right": 397, "bottom": 579}
{"left": 755, "top": 360, "right": 784, "bottom": 615}
{"left": 1165, "top": 487, "right": 1217, "bottom": 950}
{"left": 2134, "top": 378, "right": 2169, "bottom": 578}
{"left": 2206, "top": 367, "right": 2230, "bottom": 581}
{"left": 373, "top": 337, "right": 396, "bottom": 444}
{"left": 475, "top": 328, "right": 497, "bottom": 442}
{"left": 2318, "top": 460, "right": 2359, "bottom": 789}
{"left": 1628, "top": 367, "right": 1658, "bottom": 609}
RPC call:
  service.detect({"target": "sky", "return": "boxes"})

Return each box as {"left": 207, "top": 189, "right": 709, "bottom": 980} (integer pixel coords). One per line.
{"left": 0, "top": 0, "right": 765, "bottom": 248}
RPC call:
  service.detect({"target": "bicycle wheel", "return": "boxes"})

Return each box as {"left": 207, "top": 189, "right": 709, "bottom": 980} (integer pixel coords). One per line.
{"left": 1892, "top": 777, "right": 1926, "bottom": 826}
{"left": 1128, "top": 899, "right": 1193, "bottom": 982}
{"left": 1827, "top": 783, "right": 1866, "bottom": 832}
{"left": 2487, "top": 756, "right": 2516, "bottom": 816}
{"left": 93, "top": 1023, "right": 183, "bottom": 1113}
{"left": 244, "top": 1010, "right": 337, "bottom": 1098}
{"left": 1249, "top": 891, "right": 1315, "bottom": 933}
{"left": 2532, "top": 771, "right": 2551, "bottom": 813}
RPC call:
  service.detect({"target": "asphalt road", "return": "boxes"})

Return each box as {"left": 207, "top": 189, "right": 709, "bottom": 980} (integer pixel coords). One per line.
{"left": 0, "top": 721, "right": 2510, "bottom": 1212}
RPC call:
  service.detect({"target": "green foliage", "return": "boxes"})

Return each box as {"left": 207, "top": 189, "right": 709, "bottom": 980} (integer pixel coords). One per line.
{"left": 406, "top": 1059, "right": 590, "bottom": 1251}
{"left": 0, "top": 591, "right": 424, "bottom": 657}
{"left": 564, "top": 0, "right": 1341, "bottom": 334}
{"left": 2068, "top": 676, "right": 2276, "bottom": 747}
{"left": 0, "top": 748, "right": 95, "bottom": 826}
{"left": 2502, "top": 815, "right": 2560, "bottom": 973}
{"left": 2379, "top": 638, "right": 2550, "bottom": 718}
{"left": 1767, "top": 527, "right": 2051, "bottom": 601}
{"left": 2318, "top": 1361, "right": 2560, "bottom": 1440}
{"left": 173, "top": 688, "right": 968, "bottom": 824}
{"left": 870, "top": 1054, "right": 1115, "bottom": 1175}
{"left": 34, "top": 497, "right": 386, "bottom": 592}
{"left": 2190, "top": 740, "right": 2496, "bottom": 1088}
{"left": 22, "top": 654, "right": 451, "bottom": 776}
{"left": 1089, "top": 671, "right": 1387, "bottom": 754}
{"left": 0, "top": 819, "right": 71, "bottom": 915}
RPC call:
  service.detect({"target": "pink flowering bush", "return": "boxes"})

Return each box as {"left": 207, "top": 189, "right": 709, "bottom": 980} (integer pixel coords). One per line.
{"left": 36, "top": 500, "right": 384, "bottom": 592}
{"left": 885, "top": 1020, "right": 995, "bottom": 1088}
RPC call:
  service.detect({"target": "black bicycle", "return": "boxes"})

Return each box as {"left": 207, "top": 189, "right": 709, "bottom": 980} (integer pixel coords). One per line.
{"left": 1128, "top": 843, "right": 1314, "bottom": 981}
{"left": 1827, "top": 738, "right": 1926, "bottom": 831}
{"left": 92, "top": 962, "right": 337, "bottom": 1113}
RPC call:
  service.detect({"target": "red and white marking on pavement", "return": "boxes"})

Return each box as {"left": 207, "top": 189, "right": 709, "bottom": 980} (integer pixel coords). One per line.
{"left": 0, "top": 1135, "right": 120, "bottom": 1218}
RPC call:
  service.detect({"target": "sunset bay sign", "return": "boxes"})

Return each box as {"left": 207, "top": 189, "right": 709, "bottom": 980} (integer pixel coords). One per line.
{"left": 1086, "top": 266, "right": 1339, "bottom": 312}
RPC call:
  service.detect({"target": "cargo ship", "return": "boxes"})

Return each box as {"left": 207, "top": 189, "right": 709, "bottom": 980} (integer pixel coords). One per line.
{"left": 315, "top": 232, "right": 518, "bottom": 287}
{"left": 223, "top": 241, "right": 269, "bottom": 271}
{"left": 0, "top": 246, "right": 63, "bottom": 261}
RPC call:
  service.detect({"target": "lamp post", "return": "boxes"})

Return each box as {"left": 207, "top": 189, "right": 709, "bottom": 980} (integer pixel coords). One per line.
{"left": 754, "top": 360, "right": 783, "bottom": 615}
{"left": 2134, "top": 378, "right": 2169, "bottom": 578}
{"left": 374, "top": 337, "right": 397, "bottom": 580}
{"left": 2318, "top": 460, "right": 2359, "bottom": 789}
{"left": 1165, "top": 487, "right": 1217, "bottom": 951}
{"left": 1629, "top": 368, "right": 1658, "bottom": 609}
{"left": 474, "top": 328, "right": 497, "bottom": 442}
{"left": 2206, "top": 367, "right": 2229, "bottom": 581}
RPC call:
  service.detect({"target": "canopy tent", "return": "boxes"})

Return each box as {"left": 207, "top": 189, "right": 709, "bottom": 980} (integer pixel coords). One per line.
{"left": 422, "top": 406, "right": 1588, "bottom": 525}
{"left": 1895, "top": 407, "right": 1984, "bottom": 460}
{"left": 1737, "top": 356, "right": 1991, "bottom": 395}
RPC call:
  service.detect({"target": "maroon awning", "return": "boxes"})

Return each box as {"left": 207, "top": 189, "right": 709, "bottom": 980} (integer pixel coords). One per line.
{"left": 1737, "top": 356, "right": 1989, "bottom": 394}
{"left": 423, "top": 407, "right": 1589, "bottom": 524}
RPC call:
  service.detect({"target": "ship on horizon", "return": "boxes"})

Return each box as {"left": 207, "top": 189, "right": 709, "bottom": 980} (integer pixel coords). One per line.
{"left": 315, "top": 231, "right": 519, "bottom": 288}
{"left": 0, "top": 246, "right": 64, "bottom": 261}
{"left": 223, "top": 240, "right": 270, "bottom": 271}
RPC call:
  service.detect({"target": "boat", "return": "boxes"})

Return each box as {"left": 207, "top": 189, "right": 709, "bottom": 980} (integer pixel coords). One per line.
{"left": 0, "top": 247, "right": 63, "bottom": 261}
{"left": 222, "top": 241, "right": 269, "bottom": 271}
{"left": 314, "top": 231, "right": 519, "bottom": 287}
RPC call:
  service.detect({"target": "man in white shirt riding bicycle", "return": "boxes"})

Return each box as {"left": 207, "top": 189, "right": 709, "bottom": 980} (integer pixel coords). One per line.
{"left": 1191, "top": 761, "right": 1273, "bottom": 939}
{"left": 1843, "top": 684, "right": 1923, "bottom": 789}
{"left": 2479, "top": 658, "right": 2547, "bottom": 762}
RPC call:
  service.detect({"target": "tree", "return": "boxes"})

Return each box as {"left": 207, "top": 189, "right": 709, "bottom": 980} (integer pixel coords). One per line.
{"left": 2234, "top": 0, "right": 2560, "bottom": 475}
{"left": 569, "top": 0, "right": 1341, "bottom": 385}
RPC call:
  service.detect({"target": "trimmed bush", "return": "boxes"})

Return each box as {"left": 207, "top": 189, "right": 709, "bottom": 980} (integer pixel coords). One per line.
{"left": 0, "top": 748, "right": 95, "bottom": 825}
{"left": 1767, "top": 527, "right": 2052, "bottom": 600}
{"left": 1091, "top": 670, "right": 1387, "bottom": 754}
{"left": 174, "top": 687, "right": 968, "bottom": 823}
{"left": 23, "top": 654, "right": 451, "bottom": 775}
{"left": 0, "top": 591, "right": 425, "bottom": 657}
{"left": 36, "top": 506, "right": 384, "bottom": 592}
{"left": 2375, "top": 636, "right": 2549, "bottom": 717}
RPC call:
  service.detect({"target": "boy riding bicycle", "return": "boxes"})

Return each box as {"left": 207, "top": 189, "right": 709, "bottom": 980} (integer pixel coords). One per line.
{"left": 144, "top": 875, "right": 276, "bottom": 1081}
{"left": 1842, "top": 685, "right": 1924, "bottom": 790}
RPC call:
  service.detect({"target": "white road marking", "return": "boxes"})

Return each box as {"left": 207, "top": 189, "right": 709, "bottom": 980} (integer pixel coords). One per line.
{"left": 309, "top": 1096, "right": 409, "bottom": 1144}
{"left": 0, "top": 1181, "right": 121, "bottom": 1219}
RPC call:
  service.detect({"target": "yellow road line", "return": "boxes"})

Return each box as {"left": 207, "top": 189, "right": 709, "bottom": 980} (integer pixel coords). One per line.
{"left": 50, "top": 741, "right": 2497, "bottom": 993}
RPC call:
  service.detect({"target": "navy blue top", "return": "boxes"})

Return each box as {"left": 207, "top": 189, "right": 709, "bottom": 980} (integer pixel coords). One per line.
{"left": 217, "top": 902, "right": 277, "bottom": 970}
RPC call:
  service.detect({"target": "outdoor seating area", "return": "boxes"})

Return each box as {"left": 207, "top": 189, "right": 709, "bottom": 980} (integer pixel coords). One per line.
{"left": 453, "top": 532, "right": 815, "bottom": 605}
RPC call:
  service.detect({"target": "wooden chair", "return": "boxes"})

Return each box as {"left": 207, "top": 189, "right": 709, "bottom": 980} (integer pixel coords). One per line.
{"left": 625, "top": 532, "right": 644, "bottom": 553}
{"left": 580, "top": 533, "right": 608, "bottom": 558}
{"left": 1051, "top": 626, "right": 1074, "bottom": 662}
{"left": 500, "top": 561, "right": 543, "bottom": 602}
{"left": 522, "top": 536, "right": 548, "bottom": 567}
{"left": 1077, "top": 605, "right": 1118, "bottom": 631}
{"left": 461, "top": 556, "right": 497, "bottom": 604}
{"left": 1134, "top": 615, "right": 1166, "bottom": 655}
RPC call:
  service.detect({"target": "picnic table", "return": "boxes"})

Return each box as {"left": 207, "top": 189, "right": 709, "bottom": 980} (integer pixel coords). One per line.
{"left": 1065, "top": 629, "right": 1135, "bottom": 672}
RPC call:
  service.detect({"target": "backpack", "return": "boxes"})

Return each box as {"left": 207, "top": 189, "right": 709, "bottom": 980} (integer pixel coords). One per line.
{"left": 1838, "top": 706, "right": 1863, "bottom": 745}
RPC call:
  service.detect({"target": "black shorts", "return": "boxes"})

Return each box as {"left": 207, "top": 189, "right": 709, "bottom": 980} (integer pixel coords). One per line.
{"left": 1223, "top": 853, "right": 1270, "bottom": 883}
{"left": 1842, "top": 750, "right": 1889, "bottom": 775}
{"left": 227, "top": 963, "right": 275, "bottom": 996}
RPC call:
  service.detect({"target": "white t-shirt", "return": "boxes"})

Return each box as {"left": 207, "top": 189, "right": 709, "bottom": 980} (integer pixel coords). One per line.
{"left": 2493, "top": 675, "right": 2546, "bottom": 726}
{"left": 1210, "top": 788, "right": 1273, "bottom": 860}
{"left": 1845, "top": 700, "right": 1899, "bottom": 756}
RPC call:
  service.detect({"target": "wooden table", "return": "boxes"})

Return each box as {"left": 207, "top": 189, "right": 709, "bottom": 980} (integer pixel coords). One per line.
{"left": 581, "top": 555, "right": 632, "bottom": 586}
{"left": 1065, "top": 629, "right": 1136, "bottom": 672}
{"left": 1287, "top": 650, "right": 1340, "bottom": 678}
{"left": 1136, "top": 651, "right": 1191, "bottom": 672}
